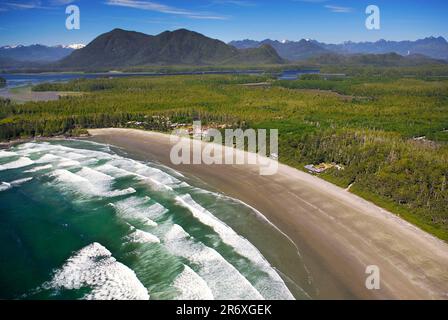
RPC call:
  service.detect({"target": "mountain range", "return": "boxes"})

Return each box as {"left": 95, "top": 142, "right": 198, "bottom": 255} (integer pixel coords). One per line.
{"left": 1, "top": 29, "right": 447, "bottom": 71}
{"left": 59, "top": 28, "right": 283, "bottom": 68}
{"left": 0, "top": 44, "right": 85, "bottom": 62}
{"left": 229, "top": 36, "right": 448, "bottom": 61}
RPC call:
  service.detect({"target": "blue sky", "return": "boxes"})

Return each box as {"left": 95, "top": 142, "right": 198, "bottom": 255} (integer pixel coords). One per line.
{"left": 0, "top": 0, "right": 447, "bottom": 46}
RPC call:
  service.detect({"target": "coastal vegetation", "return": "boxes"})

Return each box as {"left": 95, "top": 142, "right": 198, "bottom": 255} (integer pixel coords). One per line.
{"left": 0, "top": 76, "right": 5, "bottom": 88}
{"left": 0, "top": 71, "right": 447, "bottom": 240}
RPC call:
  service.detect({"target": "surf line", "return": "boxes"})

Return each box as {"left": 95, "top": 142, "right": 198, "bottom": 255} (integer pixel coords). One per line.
{"left": 177, "top": 304, "right": 211, "bottom": 318}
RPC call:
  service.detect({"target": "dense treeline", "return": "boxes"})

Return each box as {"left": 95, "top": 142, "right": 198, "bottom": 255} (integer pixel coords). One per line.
{"left": 308, "top": 52, "right": 446, "bottom": 67}
{"left": 280, "top": 129, "right": 447, "bottom": 238}
{"left": 276, "top": 76, "right": 448, "bottom": 97}
{"left": 1, "top": 73, "right": 447, "bottom": 239}
{"left": 319, "top": 65, "right": 448, "bottom": 78}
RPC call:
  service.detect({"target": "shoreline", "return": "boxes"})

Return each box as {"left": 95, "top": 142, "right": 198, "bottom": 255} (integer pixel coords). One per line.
{"left": 87, "top": 128, "right": 448, "bottom": 300}
{"left": 0, "top": 135, "right": 87, "bottom": 149}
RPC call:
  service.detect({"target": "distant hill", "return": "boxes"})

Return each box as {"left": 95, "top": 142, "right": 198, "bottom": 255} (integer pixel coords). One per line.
{"left": 60, "top": 29, "right": 284, "bottom": 68}
{"left": 0, "top": 44, "right": 84, "bottom": 62}
{"left": 222, "top": 44, "right": 284, "bottom": 65}
{"left": 0, "top": 57, "right": 46, "bottom": 70}
{"left": 230, "top": 39, "right": 330, "bottom": 61}
{"left": 317, "top": 37, "right": 448, "bottom": 61}
{"left": 306, "top": 52, "right": 447, "bottom": 67}
{"left": 230, "top": 36, "right": 448, "bottom": 61}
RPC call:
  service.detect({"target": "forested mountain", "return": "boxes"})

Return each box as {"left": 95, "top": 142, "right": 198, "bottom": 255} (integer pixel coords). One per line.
{"left": 230, "top": 36, "right": 448, "bottom": 61}
{"left": 60, "top": 29, "right": 284, "bottom": 68}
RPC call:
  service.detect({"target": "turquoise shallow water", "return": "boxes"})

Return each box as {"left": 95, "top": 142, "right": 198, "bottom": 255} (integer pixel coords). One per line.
{"left": 0, "top": 140, "right": 309, "bottom": 300}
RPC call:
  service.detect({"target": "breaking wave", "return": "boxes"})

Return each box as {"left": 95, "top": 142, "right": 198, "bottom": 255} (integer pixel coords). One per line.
{"left": 0, "top": 177, "right": 33, "bottom": 192}
{"left": 50, "top": 169, "right": 136, "bottom": 198}
{"left": 0, "top": 157, "right": 34, "bottom": 171}
{"left": 2, "top": 141, "right": 299, "bottom": 300}
{"left": 45, "top": 242, "right": 150, "bottom": 300}
{"left": 176, "top": 194, "right": 294, "bottom": 299}
{"left": 173, "top": 264, "right": 214, "bottom": 300}
{"left": 164, "top": 224, "right": 264, "bottom": 300}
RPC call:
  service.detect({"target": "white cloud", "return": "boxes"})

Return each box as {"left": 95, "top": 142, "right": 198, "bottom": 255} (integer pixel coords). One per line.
{"left": 211, "top": 0, "right": 256, "bottom": 7}
{"left": 105, "top": 0, "right": 229, "bottom": 20}
{"left": 324, "top": 5, "right": 353, "bottom": 13}
{"left": 295, "top": 0, "right": 328, "bottom": 3}
{"left": 1, "top": 0, "right": 62, "bottom": 10}
{"left": 187, "top": 15, "right": 228, "bottom": 20}
{"left": 4, "top": 1, "right": 43, "bottom": 10}
{"left": 49, "top": 0, "right": 77, "bottom": 4}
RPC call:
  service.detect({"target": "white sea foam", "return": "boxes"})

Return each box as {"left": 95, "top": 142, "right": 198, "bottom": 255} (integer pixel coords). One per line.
{"left": 0, "top": 150, "right": 17, "bottom": 158}
{"left": 175, "top": 194, "right": 294, "bottom": 300}
{"left": 57, "top": 159, "right": 81, "bottom": 168}
{"left": 35, "top": 154, "right": 61, "bottom": 163}
{"left": 112, "top": 196, "right": 167, "bottom": 226}
{"left": 52, "top": 169, "right": 86, "bottom": 183}
{"left": 163, "top": 224, "right": 263, "bottom": 300}
{"left": 62, "top": 152, "right": 88, "bottom": 160}
{"left": 0, "top": 182, "right": 11, "bottom": 192}
{"left": 137, "top": 166, "right": 180, "bottom": 186}
{"left": 75, "top": 139, "right": 112, "bottom": 152}
{"left": 24, "top": 164, "right": 53, "bottom": 173}
{"left": 22, "top": 144, "right": 111, "bottom": 163}
{"left": 99, "top": 162, "right": 145, "bottom": 179}
{"left": 159, "top": 165, "right": 186, "bottom": 178}
{"left": 0, "top": 157, "right": 34, "bottom": 171}
{"left": 176, "top": 182, "right": 190, "bottom": 188}
{"left": 46, "top": 242, "right": 149, "bottom": 300}
{"left": 16, "top": 142, "right": 50, "bottom": 152}
{"left": 53, "top": 147, "right": 112, "bottom": 161}
{"left": 144, "top": 203, "right": 168, "bottom": 219}
{"left": 51, "top": 169, "right": 135, "bottom": 198}
{"left": 76, "top": 167, "right": 114, "bottom": 183}
{"left": 127, "top": 229, "right": 160, "bottom": 244}
{"left": 95, "top": 164, "right": 136, "bottom": 178}
{"left": 0, "top": 177, "right": 33, "bottom": 191}
{"left": 108, "top": 159, "right": 177, "bottom": 190}
{"left": 173, "top": 265, "right": 214, "bottom": 300}
{"left": 10, "top": 177, "right": 33, "bottom": 186}
{"left": 35, "top": 154, "right": 80, "bottom": 168}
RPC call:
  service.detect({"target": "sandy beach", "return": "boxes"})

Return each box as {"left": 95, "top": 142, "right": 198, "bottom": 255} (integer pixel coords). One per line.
{"left": 88, "top": 128, "right": 448, "bottom": 300}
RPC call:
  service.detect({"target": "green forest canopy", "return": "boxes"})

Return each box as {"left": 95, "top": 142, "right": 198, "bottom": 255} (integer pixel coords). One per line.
{"left": 0, "top": 72, "right": 447, "bottom": 240}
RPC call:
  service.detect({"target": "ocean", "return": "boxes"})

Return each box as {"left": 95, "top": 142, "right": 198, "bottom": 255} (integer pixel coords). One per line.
{"left": 0, "top": 140, "right": 310, "bottom": 300}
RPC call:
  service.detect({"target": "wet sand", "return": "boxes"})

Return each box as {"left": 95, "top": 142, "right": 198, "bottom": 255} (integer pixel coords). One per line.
{"left": 88, "top": 128, "right": 448, "bottom": 300}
